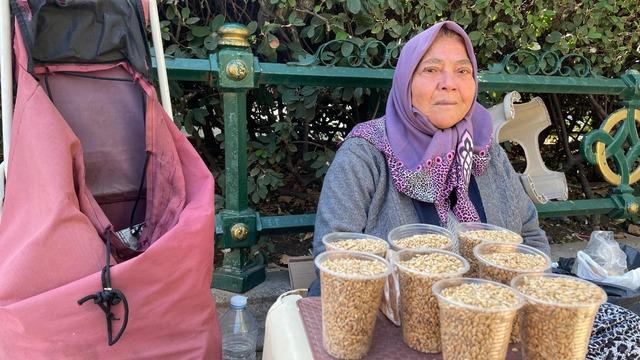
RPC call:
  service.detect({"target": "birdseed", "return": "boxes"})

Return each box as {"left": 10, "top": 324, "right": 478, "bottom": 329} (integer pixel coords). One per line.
{"left": 326, "top": 238, "right": 388, "bottom": 257}
{"left": 394, "top": 234, "right": 452, "bottom": 251}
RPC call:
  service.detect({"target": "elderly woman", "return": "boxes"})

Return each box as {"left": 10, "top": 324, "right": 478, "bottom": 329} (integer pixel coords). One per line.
{"left": 310, "top": 21, "right": 640, "bottom": 358}
{"left": 313, "top": 21, "right": 547, "bottom": 257}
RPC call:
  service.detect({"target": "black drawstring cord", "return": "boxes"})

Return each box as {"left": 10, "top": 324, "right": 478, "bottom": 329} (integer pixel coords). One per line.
{"left": 78, "top": 233, "right": 129, "bottom": 346}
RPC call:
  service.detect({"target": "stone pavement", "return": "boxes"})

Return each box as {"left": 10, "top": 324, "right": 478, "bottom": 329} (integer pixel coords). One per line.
{"left": 212, "top": 235, "right": 640, "bottom": 357}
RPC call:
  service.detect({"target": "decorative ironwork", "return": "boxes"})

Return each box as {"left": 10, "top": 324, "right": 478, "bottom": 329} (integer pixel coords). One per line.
{"left": 288, "top": 39, "right": 403, "bottom": 69}
{"left": 218, "top": 23, "right": 250, "bottom": 48}
{"left": 581, "top": 108, "right": 640, "bottom": 187}
{"left": 488, "top": 50, "right": 593, "bottom": 77}
{"left": 226, "top": 59, "right": 248, "bottom": 81}
{"left": 230, "top": 223, "right": 249, "bottom": 241}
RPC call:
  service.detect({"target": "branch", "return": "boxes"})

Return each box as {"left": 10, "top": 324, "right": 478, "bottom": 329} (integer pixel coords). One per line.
{"left": 295, "top": 8, "right": 331, "bottom": 32}
{"left": 587, "top": 95, "right": 607, "bottom": 123}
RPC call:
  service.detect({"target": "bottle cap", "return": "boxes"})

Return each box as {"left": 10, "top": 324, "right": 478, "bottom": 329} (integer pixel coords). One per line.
{"left": 230, "top": 295, "right": 248, "bottom": 309}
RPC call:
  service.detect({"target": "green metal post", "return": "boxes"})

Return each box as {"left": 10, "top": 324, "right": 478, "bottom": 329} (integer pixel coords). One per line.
{"left": 223, "top": 92, "right": 248, "bottom": 212}
{"left": 212, "top": 23, "right": 265, "bottom": 292}
{"left": 580, "top": 70, "right": 640, "bottom": 219}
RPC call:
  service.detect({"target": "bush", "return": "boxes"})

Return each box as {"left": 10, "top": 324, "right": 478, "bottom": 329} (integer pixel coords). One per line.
{"left": 156, "top": 0, "right": 640, "bottom": 211}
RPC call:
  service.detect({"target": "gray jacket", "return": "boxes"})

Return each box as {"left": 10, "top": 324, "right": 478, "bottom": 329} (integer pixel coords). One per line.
{"left": 313, "top": 137, "right": 550, "bottom": 257}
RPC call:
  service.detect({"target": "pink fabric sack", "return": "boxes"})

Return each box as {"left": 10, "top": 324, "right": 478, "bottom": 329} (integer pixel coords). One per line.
{"left": 0, "top": 2, "right": 221, "bottom": 358}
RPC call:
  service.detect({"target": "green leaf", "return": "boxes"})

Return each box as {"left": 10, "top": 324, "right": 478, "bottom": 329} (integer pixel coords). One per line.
{"left": 342, "top": 87, "right": 354, "bottom": 102}
{"left": 587, "top": 29, "right": 602, "bottom": 39}
{"left": 281, "top": 88, "right": 298, "bottom": 104}
{"left": 165, "top": 6, "right": 175, "bottom": 20}
{"left": 335, "top": 29, "right": 349, "bottom": 40}
{"left": 474, "top": 0, "right": 489, "bottom": 9}
{"left": 310, "top": 157, "right": 326, "bottom": 169}
{"left": 546, "top": 31, "right": 562, "bottom": 43}
{"left": 288, "top": 13, "right": 305, "bottom": 26}
{"left": 210, "top": 14, "right": 225, "bottom": 32}
{"left": 247, "top": 21, "right": 258, "bottom": 35}
{"left": 191, "top": 26, "right": 211, "bottom": 37}
{"left": 204, "top": 34, "right": 218, "bottom": 51}
{"left": 527, "top": 42, "right": 541, "bottom": 51}
{"left": 468, "top": 31, "right": 482, "bottom": 42}
{"left": 185, "top": 17, "right": 200, "bottom": 25}
{"left": 303, "top": 152, "right": 314, "bottom": 161}
{"left": 371, "top": 23, "right": 382, "bottom": 34}
{"left": 300, "top": 86, "right": 317, "bottom": 96}
{"left": 294, "top": 54, "right": 316, "bottom": 65}
{"left": 346, "top": 0, "right": 361, "bottom": 14}
{"left": 341, "top": 42, "right": 354, "bottom": 57}
{"left": 192, "top": 108, "right": 208, "bottom": 125}
{"left": 181, "top": 7, "right": 190, "bottom": 19}
{"left": 315, "top": 167, "right": 328, "bottom": 178}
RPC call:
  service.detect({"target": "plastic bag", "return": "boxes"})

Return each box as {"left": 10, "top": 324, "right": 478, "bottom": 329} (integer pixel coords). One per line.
{"left": 380, "top": 249, "right": 401, "bottom": 326}
{"left": 555, "top": 243, "right": 640, "bottom": 314}
{"left": 582, "top": 231, "right": 627, "bottom": 275}
{"left": 575, "top": 251, "right": 640, "bottom": 290}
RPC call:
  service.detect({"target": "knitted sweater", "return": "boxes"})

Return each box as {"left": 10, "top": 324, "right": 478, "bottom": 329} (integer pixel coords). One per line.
{"left": 312, "top": 137, "right": 550, "bottom": 257}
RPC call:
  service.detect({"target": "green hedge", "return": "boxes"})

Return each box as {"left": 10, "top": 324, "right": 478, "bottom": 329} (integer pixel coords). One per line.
{"left": 156, "top": 0, "right": 640, "bottom": 209}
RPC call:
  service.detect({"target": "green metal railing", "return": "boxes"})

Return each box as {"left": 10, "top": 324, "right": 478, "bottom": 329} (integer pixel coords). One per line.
{"left": 159, "top": 23, "right": 640, "bottom": 292}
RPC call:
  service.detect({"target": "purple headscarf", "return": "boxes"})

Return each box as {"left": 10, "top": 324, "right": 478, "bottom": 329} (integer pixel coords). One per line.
{"left": 346, "top": 21, "right": 493, "bottom": 226}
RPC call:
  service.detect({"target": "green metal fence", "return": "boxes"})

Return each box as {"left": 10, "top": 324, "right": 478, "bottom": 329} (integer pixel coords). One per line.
{"left": 159, "top": 23, "right": 640, "bottom": 292}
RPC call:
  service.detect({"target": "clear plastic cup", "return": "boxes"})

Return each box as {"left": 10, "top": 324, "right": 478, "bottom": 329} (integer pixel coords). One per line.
{"left": 474, "top": 242, "right": 551, "bottom": 284}
{"left": 388, "top": 223, "right": 457, "bottom": 253}
{"left": 322, "top": 232, "right": 389, "bottom": 258}
{"left": 454, "top": 222, "right": 522, "bottom": 277}
{"left": 432, "top": 277, "right": 523, "bottom": 360}
{"left": 511, "top": 273, "right": 607, "bottom": 360}
{"left": 393, "top": 249, "right": 469, "bottom": 353}
{"left": 474, "top": 243, "right": 551, "bottom": 343}
{"left": 315, "top": 251, "right": 392, "bottom": 359}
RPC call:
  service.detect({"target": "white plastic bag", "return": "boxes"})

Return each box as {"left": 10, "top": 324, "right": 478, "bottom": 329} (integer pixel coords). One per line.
{"left": 575, "top": 251, "right": 640, "bottom": 290}
{"left": 583, "top": 231, "right": 627, "bottom": 276}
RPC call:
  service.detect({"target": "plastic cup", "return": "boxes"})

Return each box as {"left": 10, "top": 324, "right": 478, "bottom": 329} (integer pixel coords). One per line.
{"left": 393, "top": 249, "right": 469, "bottom": 353}
{"left": 322, "top": 232, "right": 389, "bottom": 258}
{"left": 388, "top": 223, "right": 457, "bottom": 252}
{"left": 454, "top": 222, "right": 522, "bottom": 277}
{"left": 315, "top": 251, "right": 391, "bottom": 359}
{"left": 474, "top": 243, "right": 551, "bottom": 343}
{"left": 511, "top": 273, "right": 607, "bottom": 360}
{"left": 432, "top": 277, "right": 523, "bottom": 360}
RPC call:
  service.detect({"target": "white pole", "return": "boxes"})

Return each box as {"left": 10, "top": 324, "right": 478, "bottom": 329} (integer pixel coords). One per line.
{"left": 148, "top": 0, "right": 173, "bottom": 119}
{"left": 1, "top": 0, "right": 13, "bottom": 177}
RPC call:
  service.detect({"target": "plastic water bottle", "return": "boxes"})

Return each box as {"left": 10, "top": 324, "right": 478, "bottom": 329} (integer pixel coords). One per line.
{"left": 221, "top": 295, "right": 258, "bottom": 360}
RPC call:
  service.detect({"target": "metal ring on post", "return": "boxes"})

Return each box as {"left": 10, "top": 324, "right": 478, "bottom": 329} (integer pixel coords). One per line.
{"left": 218, "top": 24, "right": 250, "bottom": 48}
{"left": 594, "top": 109, "right": 640, "bottom": 186}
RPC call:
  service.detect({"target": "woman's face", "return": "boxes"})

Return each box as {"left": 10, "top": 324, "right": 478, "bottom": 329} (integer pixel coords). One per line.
{"left": 410, "top": 35, "right": 476, "bottom": 130}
